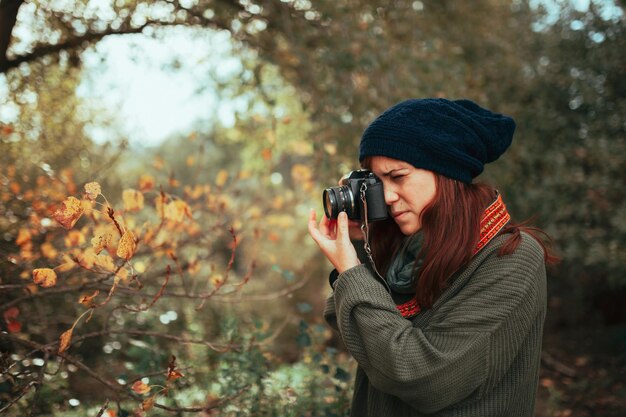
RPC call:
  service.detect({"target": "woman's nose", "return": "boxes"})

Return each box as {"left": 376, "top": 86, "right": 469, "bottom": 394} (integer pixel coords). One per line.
{"left": 384, "top": 187, "right": 398, "bottom": 205}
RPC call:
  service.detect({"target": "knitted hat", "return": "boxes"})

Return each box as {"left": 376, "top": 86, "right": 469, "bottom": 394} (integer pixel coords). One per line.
{"left": 359, "top": 98, "right": 516, "bottom": 183}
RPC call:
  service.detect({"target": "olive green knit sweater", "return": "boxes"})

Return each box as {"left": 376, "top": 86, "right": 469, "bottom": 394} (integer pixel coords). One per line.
{"left": 324, "top": 232, "right": 547, "bottom": 416}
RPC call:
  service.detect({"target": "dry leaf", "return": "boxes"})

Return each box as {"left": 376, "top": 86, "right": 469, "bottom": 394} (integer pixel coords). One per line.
{"left": 116, "top": 230, "right": 136, "bottom": 261}
{"left": 32, "top": 268, "right": 57, "bottom": 288}
{"left": 78, "top": 290, "right": 100, "bottom": 307}
{"left": 84, "top": 182, "right": 101, "bottom": 200}
{"left": 131, "top": 381, "right": 151, "bottom": 395}
{"left": 167, "top": 369, "right": 184, "bottom": 381}
{"left": 142, "top": 396, "right": 156, "bottom": 411}
{"left": 91, "top": 229, "right": 113, "bottom": 255}
{"left": 58, "top": 328, "right": 73, "bottom": 353}
{"left": 122, "top": 189, "right": 144, "bottom": 212}
{"left": 53, "top": 196, "right": 84, "bottom": 229}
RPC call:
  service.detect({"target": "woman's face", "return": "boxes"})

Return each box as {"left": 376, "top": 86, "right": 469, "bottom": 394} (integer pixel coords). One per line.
{"left": 369, "top": 156, "right": 437, "bottom": 235}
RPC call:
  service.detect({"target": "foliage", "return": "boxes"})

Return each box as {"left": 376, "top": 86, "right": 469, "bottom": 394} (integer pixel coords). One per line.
{"left": 1, "top": 0, "right": 625, "bottom": 416}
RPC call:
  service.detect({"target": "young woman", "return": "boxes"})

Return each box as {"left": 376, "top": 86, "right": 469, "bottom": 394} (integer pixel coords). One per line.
{"left": 308, "top": 98, "right": 557, "bottom": 416}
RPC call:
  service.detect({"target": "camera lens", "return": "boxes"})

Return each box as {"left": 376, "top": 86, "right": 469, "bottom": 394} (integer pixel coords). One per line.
{"left": 323, "top": 186, "right": 353, "bottom": 219}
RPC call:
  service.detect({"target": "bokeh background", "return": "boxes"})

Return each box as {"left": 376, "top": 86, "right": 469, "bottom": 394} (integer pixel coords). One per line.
{"left": 0, "top": 0, "right": 624, "bottom": 416}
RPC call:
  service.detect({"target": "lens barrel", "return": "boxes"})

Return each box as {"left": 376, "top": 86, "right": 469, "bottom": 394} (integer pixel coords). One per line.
{"left": 323, "top": 185, "right": 354, "bottom": 219}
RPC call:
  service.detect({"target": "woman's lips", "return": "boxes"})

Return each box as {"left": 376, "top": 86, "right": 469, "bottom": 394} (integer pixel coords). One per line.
{"left": 392, "top": 211, "right": 408, "bottom": 219}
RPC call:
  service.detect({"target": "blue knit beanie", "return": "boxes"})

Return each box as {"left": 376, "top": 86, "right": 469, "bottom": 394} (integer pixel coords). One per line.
{"left": 359, "top": 98, "right": 516, "bottom": 183}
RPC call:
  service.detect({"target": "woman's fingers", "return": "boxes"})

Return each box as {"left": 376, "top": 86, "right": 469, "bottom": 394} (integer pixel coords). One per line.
{"left": 308, "top": 209, "right": 323, "bottom": 242}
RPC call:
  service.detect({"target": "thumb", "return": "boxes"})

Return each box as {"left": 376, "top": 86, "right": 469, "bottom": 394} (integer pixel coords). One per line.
{"left": 337, "top": 211, "right": 350, "bottom": 242}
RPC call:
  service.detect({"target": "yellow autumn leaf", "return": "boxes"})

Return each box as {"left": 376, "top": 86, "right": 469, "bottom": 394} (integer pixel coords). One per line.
{"left": 58, "top": 328, "right": 73, "bottom": 353}
{"left": 94, "top": 253, "right": 115, "bottom": 272}
{"left": 131, "top": 381, "right": 151, "bottom": 395}
{"left": 164, "top": 200, "right": 192, "bottom": 223}
{"left": 53, "top": 196, "right": 84, "bottom": 229}
{"left": 122, "top": 189, "right": 144, "bottom": 212}
{"left": 138, "top": 175, "right": 155, "bottom": 192}
{"left": 210, "top": 274, "right": 223, "bottom": 286}
{"left": 186, "top": 155, "right": 195, "bottom": 166}
{"left": 84, "top": 182, "right": 101, "bottom": 200}
{"left": 215, "top": 170, "right": 229, "bottom": 187}
{"left": 78, "top": 247, "right": 99, "bottom": 269}
{"left": 40, "top": 242, "right": 58, "bottom": 259}
{"left": 91, "top": 229, "right": 113, "bottom": 255}
{"left": 32, "top": 268, "right": 57, "bottom": 288}
{"left": 116, "top": 230, "right": 136, "bottom": 261}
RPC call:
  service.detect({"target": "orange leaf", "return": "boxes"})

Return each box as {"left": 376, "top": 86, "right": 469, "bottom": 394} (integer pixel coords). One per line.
{"left": 84, "top": 182, "right": 101, "bottom": 200}
{"left": 167, "top": 369, "right": 184, "bottom": 381}
{"left": 40, "top": 242, "right": 58, "bottom": 259}
{"left": 122, "top": 189, "right": 144, "bottom": 212}
{"left": 58, "top": 328, "right": 73, "bottom": 353}
{"left": 131, "top": 381, "right": 151, "bottom": 395}
{"left": 64, "top": 230, "right": 86, "bottom": 248}
{"left": 32, "top": 268, "right": 57, "bottom": 288}
{"left": 78, "top": 290, "right": 100, "bottom": 307}
{"left": 3, "top": 307, "right": 19, "bottom": 321}
{"left": 53, "top": 196, "right": 84, "bottom": 229}
{"left": 116, "top": 230, "right": 136, "bottom": 261}
{"left": 142, "top": 396, "right": 156, "bottom": 411}
{"left": 138, "top": 175, "right": 155, "bottom": 192}
{"left": 15, "top": 228, "right": 31, "bottom": 246}
{"left": 3, "top": 307, "right": 21, "bottom": 333}
{"left": 7, "top": 320, "right": 22, "bottom": 333}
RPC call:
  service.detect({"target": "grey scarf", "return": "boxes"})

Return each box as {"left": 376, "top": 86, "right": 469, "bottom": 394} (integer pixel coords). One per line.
{"left": 386, "top": 232, "right": 423, "bottom": 294}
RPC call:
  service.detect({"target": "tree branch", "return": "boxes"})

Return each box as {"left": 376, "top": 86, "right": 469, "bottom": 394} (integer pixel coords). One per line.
{"left": 0, "top": 0, "right": 23, "bottom": 72}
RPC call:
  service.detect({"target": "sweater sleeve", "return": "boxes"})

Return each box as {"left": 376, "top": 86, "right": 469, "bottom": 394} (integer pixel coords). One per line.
{"left": 323, "top": 239, "right": 369, "bottom": 331}
{"left": 332, "top": 234, "right": 546, "bottom": 414}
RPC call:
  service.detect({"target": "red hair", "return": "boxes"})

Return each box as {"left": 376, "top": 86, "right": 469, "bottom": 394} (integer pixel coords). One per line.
{"left": 366, "top": 171, "right": 558, "bottom": 309}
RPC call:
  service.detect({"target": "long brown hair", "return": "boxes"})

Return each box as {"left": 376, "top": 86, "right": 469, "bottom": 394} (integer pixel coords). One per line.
{"left": 365, "top": 168, "right": 559, "bottom": 309}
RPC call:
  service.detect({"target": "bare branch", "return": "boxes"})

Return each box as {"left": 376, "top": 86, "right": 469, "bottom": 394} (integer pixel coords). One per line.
{"left": 0, "top": 0, "right": 23, "bottom": 72}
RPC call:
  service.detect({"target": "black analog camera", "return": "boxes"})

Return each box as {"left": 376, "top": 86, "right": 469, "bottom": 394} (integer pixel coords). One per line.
{"left": 322, "top": 170, "right": 388, "bottom": 222}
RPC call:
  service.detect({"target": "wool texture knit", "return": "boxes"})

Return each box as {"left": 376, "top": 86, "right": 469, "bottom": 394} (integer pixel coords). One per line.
{"left": 359, "top": 98, "right": 516, "bottom": 183}
{"left": 324, "top": 232, "right": 547, "bottom": 416}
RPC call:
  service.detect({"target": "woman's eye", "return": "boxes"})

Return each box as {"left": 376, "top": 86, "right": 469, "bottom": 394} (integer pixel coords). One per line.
{"left": 392, "top": 175, "right": 405, "bottom": 180}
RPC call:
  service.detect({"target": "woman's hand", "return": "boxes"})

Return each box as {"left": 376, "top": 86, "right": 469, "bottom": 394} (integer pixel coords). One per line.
{"left": 308, "top": 209, "right": 361, "bottom": 274}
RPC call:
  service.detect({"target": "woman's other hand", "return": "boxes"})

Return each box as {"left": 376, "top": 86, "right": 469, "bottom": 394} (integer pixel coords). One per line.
{"left": 308, "top": 209, "right": 360, "bottom": 273}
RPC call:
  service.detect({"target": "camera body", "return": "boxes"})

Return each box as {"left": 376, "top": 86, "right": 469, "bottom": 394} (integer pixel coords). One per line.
{"left": 323, "top": 170, "right": 388, "bottom": 222}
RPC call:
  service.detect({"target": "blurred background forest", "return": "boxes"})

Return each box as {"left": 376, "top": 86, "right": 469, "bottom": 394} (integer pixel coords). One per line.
{"left": 0, "top": 0, "right": 624, "bottom": 416}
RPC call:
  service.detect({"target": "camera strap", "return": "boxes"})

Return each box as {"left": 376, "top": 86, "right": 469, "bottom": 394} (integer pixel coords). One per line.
{"left": 359, "top": 182, "right": 392, "bottom": 294}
